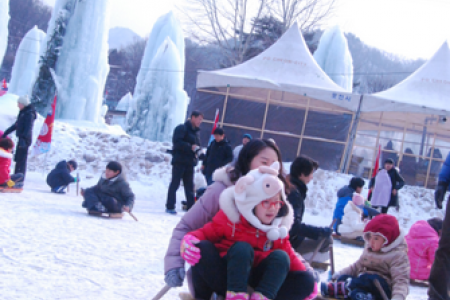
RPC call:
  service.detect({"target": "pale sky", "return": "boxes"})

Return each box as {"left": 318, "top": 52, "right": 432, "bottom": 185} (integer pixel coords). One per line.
{"left": 42, "top": 0, "right": 450, "bottom": 60}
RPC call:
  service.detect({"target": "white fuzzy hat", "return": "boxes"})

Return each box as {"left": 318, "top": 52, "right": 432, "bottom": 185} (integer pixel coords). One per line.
{"left": 18, "top": 95, "right": 30, "bottom": 106}
{"left": 219, "top": 161, "right": 294, "bottom": 241}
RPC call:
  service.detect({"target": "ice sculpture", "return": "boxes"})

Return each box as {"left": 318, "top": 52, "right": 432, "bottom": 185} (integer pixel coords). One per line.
{"left": 9, "top": 27, "right": 47, "bottom": 96}
{"left": 314, "top": 26, "right": 353, "bottom": 91}
{"left": 116, "top": 92, "right": 132, "bottom": 111}
{"left": 0, "top": 0, "right": 9, "bottom": 67}
{"left": 127, "top": 12, "right": 188, "bottom": 142}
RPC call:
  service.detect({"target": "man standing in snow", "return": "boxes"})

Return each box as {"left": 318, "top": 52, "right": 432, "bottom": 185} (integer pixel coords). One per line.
{"left": 201, "top": 128, "right": 232, "bottom": 185}
{"left": 231, "top": 133, "right": 252, "bottom": 165}
{"left": 429, "top": 153, "right": 450, "bottom": 300}
{"left": 165, "top": 111, "right": 203, "bottom": 214}
{"left": 2, "top": 95, "right": 37, "bottom": 182}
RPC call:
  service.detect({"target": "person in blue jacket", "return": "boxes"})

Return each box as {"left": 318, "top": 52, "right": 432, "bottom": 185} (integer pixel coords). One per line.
{"left": 46, "top": 160, "right": 78, "bottom": 193}
{"left": 435, "top": 152, "right": 450, "bottom": 209}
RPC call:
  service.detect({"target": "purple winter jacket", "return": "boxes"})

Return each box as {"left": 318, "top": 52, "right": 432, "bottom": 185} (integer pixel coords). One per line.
{"left": 164, "top": 167, "right": 233, "bottom": 273}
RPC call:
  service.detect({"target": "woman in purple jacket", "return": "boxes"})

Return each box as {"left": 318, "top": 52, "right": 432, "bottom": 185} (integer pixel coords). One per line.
{"left": 164, "top": 139, "right": 317, "bottom": 300}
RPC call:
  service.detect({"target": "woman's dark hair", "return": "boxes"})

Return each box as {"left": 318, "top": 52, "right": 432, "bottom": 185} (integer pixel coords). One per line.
{"left": 230, "top": 139, "right": 285, "bottom": 185}
{"left": 0, "top": 138, "right": 14, "bottom": 151}
{"left": 290, "top": 155, "right": 319, "bottom": 179}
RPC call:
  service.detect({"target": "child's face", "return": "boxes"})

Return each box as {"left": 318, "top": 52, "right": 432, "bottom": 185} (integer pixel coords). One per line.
{"left": 105, "top": 168, "right": 120, "bottom": 179}
{"left": 254, "top": 194, "right": 283, "bottom": 225}
{"left": 369, "top": 234, "right": 386, "bottom": 252}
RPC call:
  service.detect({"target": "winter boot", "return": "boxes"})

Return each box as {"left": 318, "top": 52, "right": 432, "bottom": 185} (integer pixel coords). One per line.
{"left": 321, "top": 281, "right": 348, "bottom": 299}
{"left": 249, "top": 292, "right": 270, "bottom": 300}
{"left": 226, "top": 291, "right": 248, "bottom": 300}
{"left": 349, "top": 290, "right": 373, "bottom": 300}
{"left": 51, "top": 186, "right": 67, "bottom": 194}
{"left": 89, "top": 202, "right": 107, "bottom": 213}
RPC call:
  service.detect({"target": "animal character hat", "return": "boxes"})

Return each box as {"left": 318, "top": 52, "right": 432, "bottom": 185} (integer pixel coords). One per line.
{"left": 352, "top": 193, "right": 365, "bottom": 206}
{"left": 219, "top": 161, "right": 293, "bottom": 241}
{"left": 363, "top": 214, "right": 400, "bottom": 247}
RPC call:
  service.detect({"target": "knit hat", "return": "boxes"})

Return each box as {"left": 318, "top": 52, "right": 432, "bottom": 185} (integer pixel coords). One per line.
{"left": 349, "top": 177, "right": 365, "bottom": 190}
{"left": 106, "top": 161, "right": 122, "bottom": 173}
{"left": 427, "top": 217, "right": 443, "bottom": 235}
{"left": 352, "top": 193, "right": 365, "bottom": 206}
{"left": 243, "top": 133, "right": 252, "bottom": 140}
{"left": 68, "top": 160, "right": 78, "bottom": 170}
{"left": 18, "top": 95, "right": 30, "bottom": 106}
{"left": 219, "top": 161, "right": 293, "bottom": 241}
{"left": 363, "top": 214, "right": 400, "bottom": 247}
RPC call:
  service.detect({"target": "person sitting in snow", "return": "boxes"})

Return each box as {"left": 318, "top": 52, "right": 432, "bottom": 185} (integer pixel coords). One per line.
{"left": 46, "top": 160, "right": 79, "bottom": 194}
{"left": 287, "top": 156, "right": 333, "bottom": 263}
{"left": 0, "top": 137, "right": 24, "bottom": 191}
{"left": 321, "top": 214, "right": 410, "bottom": 300}
{"left": 81, "top": 161, "right": 135, "bottom": 214}
{"left": 405, "top": 218, "right": 442, "bottom": 281}
{"left": 180, "top": 162, "right": 317, "bottom": 300}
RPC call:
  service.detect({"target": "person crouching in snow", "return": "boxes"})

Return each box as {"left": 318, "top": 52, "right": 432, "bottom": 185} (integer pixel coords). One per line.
{"left": 321, "top": 214, "right": 410, "bottom": 300}
{"left": 180, "top": 162, "right": 317, "bottom": 300}
{"left": 46, "top": 160, "right": 79, "bottom": 194}
{"left": 0, "top": 138, "right": 24, "bottom": 190}
{"left": 81, "top": 161, "right": 134, "bottom": 214}
{"left": 405, "top": 217, "right": 442, "bottom": 281}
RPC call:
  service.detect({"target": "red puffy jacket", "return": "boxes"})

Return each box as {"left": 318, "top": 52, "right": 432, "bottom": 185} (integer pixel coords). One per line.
{"left": 0, "top": 148, "right": 13, "bottom": 185}
{"left": 189, "top": 209, "right": 306, "bottom": 272}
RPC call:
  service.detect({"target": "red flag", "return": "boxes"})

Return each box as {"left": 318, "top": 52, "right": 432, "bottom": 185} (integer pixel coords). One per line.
{"left": 208, "top": 109, "right": 220, "bottom": 145}
{"left": 33, "top": 95, "right": 57, "bottom": 155}
{"left": 372, "top": 144, "right": 382, "bottom": 178}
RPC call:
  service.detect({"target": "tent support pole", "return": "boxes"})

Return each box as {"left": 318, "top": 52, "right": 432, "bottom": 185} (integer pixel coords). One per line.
{"left": 341, "top": 95, "right": 364, "bottom": 173}
{"left": 260, "top": 90, "right": 271, "bottom": 138}
{"left": 296, "top": 98, "right": 310, "bottom": 156}
{"left": 425, "top": 123, "right": 438, "bottom": 188}
{"left": 220, "top": 86, "right": 230, "bottom": 127}
{"left": 368, "top": 112, "right": 384, "bottom": 179}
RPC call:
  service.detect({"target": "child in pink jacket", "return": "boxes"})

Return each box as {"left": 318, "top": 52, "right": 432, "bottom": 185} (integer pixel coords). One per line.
{"left": 405, "top": 218, "right": 442, "bottom": 281}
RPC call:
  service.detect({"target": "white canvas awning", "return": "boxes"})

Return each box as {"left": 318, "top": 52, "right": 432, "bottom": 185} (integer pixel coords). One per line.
{"left": 196, "top": 23, "right": 360, "bottom": 112}
{"left": 361, "top": 41, "right": 450, "bottom": 116}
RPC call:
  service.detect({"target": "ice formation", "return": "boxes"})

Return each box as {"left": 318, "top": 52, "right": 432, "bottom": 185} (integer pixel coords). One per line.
{"left": 127, "top": 12, "right": 188, "bottom": 142}
{"left": 0, "top": 0, "right": 8, "bottom": 67}
{"left": 116, "top": 92, "right": 132, "bottom": 111}
{"left": 313, "top": 26, "right": 353, "bottom": 91}
{"left": 53, "top": 0, "right": 110, "bottom": 122}
{"left": 9, "top": 27, "right": 47, "bottom": 96}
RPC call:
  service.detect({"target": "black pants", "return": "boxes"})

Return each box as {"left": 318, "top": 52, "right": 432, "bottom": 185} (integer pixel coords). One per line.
{"left": 82, "top": 187, "right": 122, "bottom": 213}
{"left": 338, "top": 274, "right": 391, "bottom": 299}
{"left": 192, "top": 241, "right": 315, "bottom": 300}
{"left": 14, "top": 144, "right": 29, "bottom": 179}
{"left": 428, "top": 197, "right": 450, "bottom": 300}
{"left": 166, "top": 164, "right": 194, "bottom": 210}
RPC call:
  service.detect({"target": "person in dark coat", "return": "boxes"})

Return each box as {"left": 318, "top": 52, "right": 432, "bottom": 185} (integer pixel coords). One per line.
{"left": 429, "top": 157, "right": 450, "bottom": 300}
{"left": 46, "top": 160, "right": 79, "bottom": 194}
{"left": 287, "top": 156, "right": 333, "bottom": 263}
{"left": 2, "top": 95, "right": 37, "bottom": 181}
{"left": 81, "top": 161, "right": 135, "bottom": 214}
{"left": 201, "top": 128, "right": 233, "bottom": 185}
{"left": 165, "top": 111, "right": 203, "bottom": 214}
{"left": 369, "top": 158, "right": 405, "bottom": 213}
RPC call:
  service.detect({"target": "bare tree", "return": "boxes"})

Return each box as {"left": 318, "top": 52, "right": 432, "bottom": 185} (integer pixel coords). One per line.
{"left": 181, "top": 0, "right": 268, "bottom": 66}
{"left": 269, "top": 0, "right": 336, "bottom": 32}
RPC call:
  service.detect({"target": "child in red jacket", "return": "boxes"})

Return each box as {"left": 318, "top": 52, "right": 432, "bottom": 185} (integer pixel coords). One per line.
{"left": 0, "top": 138, "right": 24, "bottom": 191}
{"left": 180, "top": 162, "right": 317, "bottom": 300}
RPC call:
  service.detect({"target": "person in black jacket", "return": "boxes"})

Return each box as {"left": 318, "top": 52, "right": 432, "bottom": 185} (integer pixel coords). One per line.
{"left": 288, "top": 156, "right": 333, "bottom": 263}
{"left": 201, "top": 128, "right": 233, "bottom": 185}
{"left": 81, "top": 161, "right": 134, "bottom": 214}
{"left": 165, "top": 111, "right": 203, "bottom": 214}
{"left": 2, "top": 95, "right": 37, "bottom": 181}
{"left": 369, "top": 158, "right": 405, "bottom": 213}
{"left": 46, "top": 160, "right": 79, "bottom": 193}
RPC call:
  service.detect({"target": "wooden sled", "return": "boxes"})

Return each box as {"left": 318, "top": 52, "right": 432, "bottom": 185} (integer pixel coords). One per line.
{"left": 311, "top": 260, "right": 330, "bottom": 270}
{"left": 88, "top": 211, "right": 123, "bottom": 219}
{"left": 0, "top": 187, "right": 23, "bottom": 193}
{"left": 179, "top": 292, "right": 195, "bottom": 300}
{"left": 340, "top": 236, "right": 365, "bottom": 247}
{"left": 332, "top": 233, "right": 341, "bottom": 240}
{"left": 410, "top": 279, "right": 429, "bottom": 287}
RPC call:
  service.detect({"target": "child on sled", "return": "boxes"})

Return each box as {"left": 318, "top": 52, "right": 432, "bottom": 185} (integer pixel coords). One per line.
{"left": 0, "top": 137, "right": 24, "bottom": 192}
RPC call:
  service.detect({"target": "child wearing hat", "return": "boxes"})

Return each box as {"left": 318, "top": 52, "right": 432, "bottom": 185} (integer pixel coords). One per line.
{"left": 46, "top": 160, "right": 79, "bottom": 194}
{"left": 0, "top": 137, "right": 24, "bottom": 191}
{"left": 180, "top": 162, "right": 317, "bottom": 300}
{"left": 405, "top": 218, "right": 442, "bottom": 281}
{"left": 321, "top": 214, "right": 410, "bottom": 300}
{"left": 81, "top": 161, "right": 135, "bottom": 214}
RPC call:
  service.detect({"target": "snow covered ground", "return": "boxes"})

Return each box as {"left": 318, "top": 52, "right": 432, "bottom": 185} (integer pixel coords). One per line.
{"left": 0, "top": 119, "right": 435, "bottom": 299}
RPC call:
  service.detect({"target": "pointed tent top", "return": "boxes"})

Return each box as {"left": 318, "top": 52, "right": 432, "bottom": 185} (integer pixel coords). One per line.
{"left": 197, "top": 23, "right": 360, "bottom": 111}
{"left": 362, "top": 41, "right": 450, "bottom": 114}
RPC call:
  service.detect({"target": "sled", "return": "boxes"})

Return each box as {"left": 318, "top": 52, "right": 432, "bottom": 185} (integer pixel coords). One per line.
{"left": 88, "top": 211, "right": 123, "bottom": 219}
{"left": 340, "top": 236, "right": 365, "bottom": 247}
{"left": 179, "top": 292, "right": 195, "bottom": 300}
{"left": 410, "top": 279, "right": 429, "bottom": 287}
{"left": 311, "top": 260, "right": 330, "bottom": 270}
{"left": 0, "top": 187, "right": 23, "bottom": 193}
{"left": 332, "top": 233, "right": 341, "bottom": 240}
